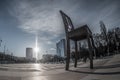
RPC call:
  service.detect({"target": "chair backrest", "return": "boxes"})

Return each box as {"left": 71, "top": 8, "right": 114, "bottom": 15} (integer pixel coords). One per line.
{"left": 82, "top": 25, "right": 92, "bottom": 36}
{"left": 60, "top": 10, "right": 74, "bottom": 34}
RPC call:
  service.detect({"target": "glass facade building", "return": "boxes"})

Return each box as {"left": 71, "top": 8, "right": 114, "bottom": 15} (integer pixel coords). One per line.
{"left": 56, "top": 39, "right": 66, "bottom": 57}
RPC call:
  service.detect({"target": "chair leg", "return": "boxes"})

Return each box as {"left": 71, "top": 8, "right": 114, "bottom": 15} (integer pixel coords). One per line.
{"left": 66, "top": 39, "right": 70, "bottom": 70}
{"left": 91, "top": 37, "right": 96, "bottom": 58}
{"left": 74, "top": 41, "right": 78, "bottom": 68}
{"left": 87, "top": 38, "right": 93, "bottom": 69}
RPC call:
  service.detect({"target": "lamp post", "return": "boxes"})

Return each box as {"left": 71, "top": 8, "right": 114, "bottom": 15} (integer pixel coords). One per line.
{"left": 0, "top": 40, "right": 2, "bottom": 47}
{"left": 0, "top": 39, "right": 2, "bottom": 64}
{"left": 4, "top": 45, "right": 6, "bottom": 54}
{"left": 114, "top": 29, "right": 119, "bottom": 54}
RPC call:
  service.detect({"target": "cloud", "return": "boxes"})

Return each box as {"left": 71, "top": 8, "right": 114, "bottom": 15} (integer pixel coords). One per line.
{"left": 47, "top": 41, "right": 53, "bottom": 45}
{"left": 7, "top": 0, "right": 120, "bottom": 34}
{"left": 8, "top": 0, "right": 81, "bottom": 54}
{"left": 7, "top": 0, "right": 120, "bottom": 55}
{"left": 9, "top": 0, "right": 64, "bottom": 35}
{"left": 50, "top": 48, "right": 56, "bottom": 51}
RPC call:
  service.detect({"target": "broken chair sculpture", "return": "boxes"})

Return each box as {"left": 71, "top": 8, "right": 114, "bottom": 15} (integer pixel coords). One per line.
{"left": 60, "top": 10, "right": 95, "bottom": 70}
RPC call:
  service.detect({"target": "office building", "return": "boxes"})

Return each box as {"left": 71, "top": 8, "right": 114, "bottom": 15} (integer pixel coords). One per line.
{"left": 26, "top": 48, "right": 33, "bottom": 59}
{"left": 56, "top": 39, "right": 66, "bottom": 57}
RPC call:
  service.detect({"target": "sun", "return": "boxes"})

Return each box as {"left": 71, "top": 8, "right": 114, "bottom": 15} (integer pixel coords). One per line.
{"left": 34, "top": 47, "right": 39, "bottom": 53}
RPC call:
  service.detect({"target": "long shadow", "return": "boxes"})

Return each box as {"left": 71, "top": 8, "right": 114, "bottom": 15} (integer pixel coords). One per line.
{"left": 68, "top": 63, "right": 120, "bottom": 75}
{"left": 94, "top": 63, "right": 120, "bottom": 69}
{"left": 78, "top": 64, "right": 120, "bottom": 69}
{"left": 68, "top": 70, "right": 120, "bottom": 75}
{"left": 42, "top": 62, "right": 84, "bottom": 71}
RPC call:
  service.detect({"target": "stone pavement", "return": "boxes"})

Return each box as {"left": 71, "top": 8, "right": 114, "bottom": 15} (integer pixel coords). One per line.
{"left": 80, "top": 54, "right": 120, "bottom": 80}
{"left": 0, "top": 54, "right": 119, "bottom": 80}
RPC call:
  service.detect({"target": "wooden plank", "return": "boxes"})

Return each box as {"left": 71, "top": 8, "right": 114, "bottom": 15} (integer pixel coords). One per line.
{"left": 74, "top": 41, "right": 78, "bottom": 67}
{"left": 66, "top": 38, "right": 70, "bottom": 70}
{"left": 87, "top": 37, "right": 93, "bottom": 69}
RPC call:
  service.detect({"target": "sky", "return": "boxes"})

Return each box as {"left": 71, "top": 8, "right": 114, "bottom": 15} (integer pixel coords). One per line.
{"left": 0, "top": 0, "right": 120, "bottom": 58}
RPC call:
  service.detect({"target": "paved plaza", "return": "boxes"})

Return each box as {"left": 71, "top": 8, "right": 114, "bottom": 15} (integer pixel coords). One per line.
{"left": 0, "top": 54, "right": 120, "bottom": 80}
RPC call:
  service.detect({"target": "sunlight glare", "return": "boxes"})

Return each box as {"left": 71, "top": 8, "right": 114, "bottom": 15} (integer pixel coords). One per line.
{"left": 34, "top": 47, "right": 39, "bottom": 53}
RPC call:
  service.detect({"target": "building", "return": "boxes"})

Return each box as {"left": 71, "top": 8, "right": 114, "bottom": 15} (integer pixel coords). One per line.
{"left": 56, "top": 39, "right": 66, "bottom": 57}
{"left": 26, "top": 48, "right": 33, "bottom": 60}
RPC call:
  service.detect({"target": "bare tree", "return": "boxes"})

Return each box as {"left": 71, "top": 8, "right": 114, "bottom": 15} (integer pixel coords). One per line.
{"left": 99, "top": 21, "right": 109, "bottom": 55}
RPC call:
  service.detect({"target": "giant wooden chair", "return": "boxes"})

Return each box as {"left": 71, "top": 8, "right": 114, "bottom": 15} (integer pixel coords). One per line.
{"left": 60, "top": 10, "right": 95, "bottom": 70}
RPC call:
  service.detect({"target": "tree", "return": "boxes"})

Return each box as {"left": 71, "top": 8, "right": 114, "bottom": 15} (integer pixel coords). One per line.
{"left": 100, "top": 21, "right": 109, "bottom": 55}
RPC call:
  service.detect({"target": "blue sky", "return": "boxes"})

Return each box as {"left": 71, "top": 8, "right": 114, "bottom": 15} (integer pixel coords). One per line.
{"left": 0, "top": 0, "right": 120, "bottom": 58}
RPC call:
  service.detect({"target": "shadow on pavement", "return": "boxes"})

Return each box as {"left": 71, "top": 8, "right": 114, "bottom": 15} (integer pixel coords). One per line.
{"left": 78, "top": 64, "right": 120, "bottom": 69}
{"left": 94, "top": 63, "right": 120, "bottom": 69}
{"left": 68, "top": 70, "right": 120, "bottom": 75}
{"left": 69, "top": 63, "right": 120, "bottom": 75}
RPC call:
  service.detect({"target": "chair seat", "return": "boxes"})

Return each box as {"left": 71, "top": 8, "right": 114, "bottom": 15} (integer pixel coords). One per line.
{"left": 68, "top": 25, "right": 92, "bottom": 41}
